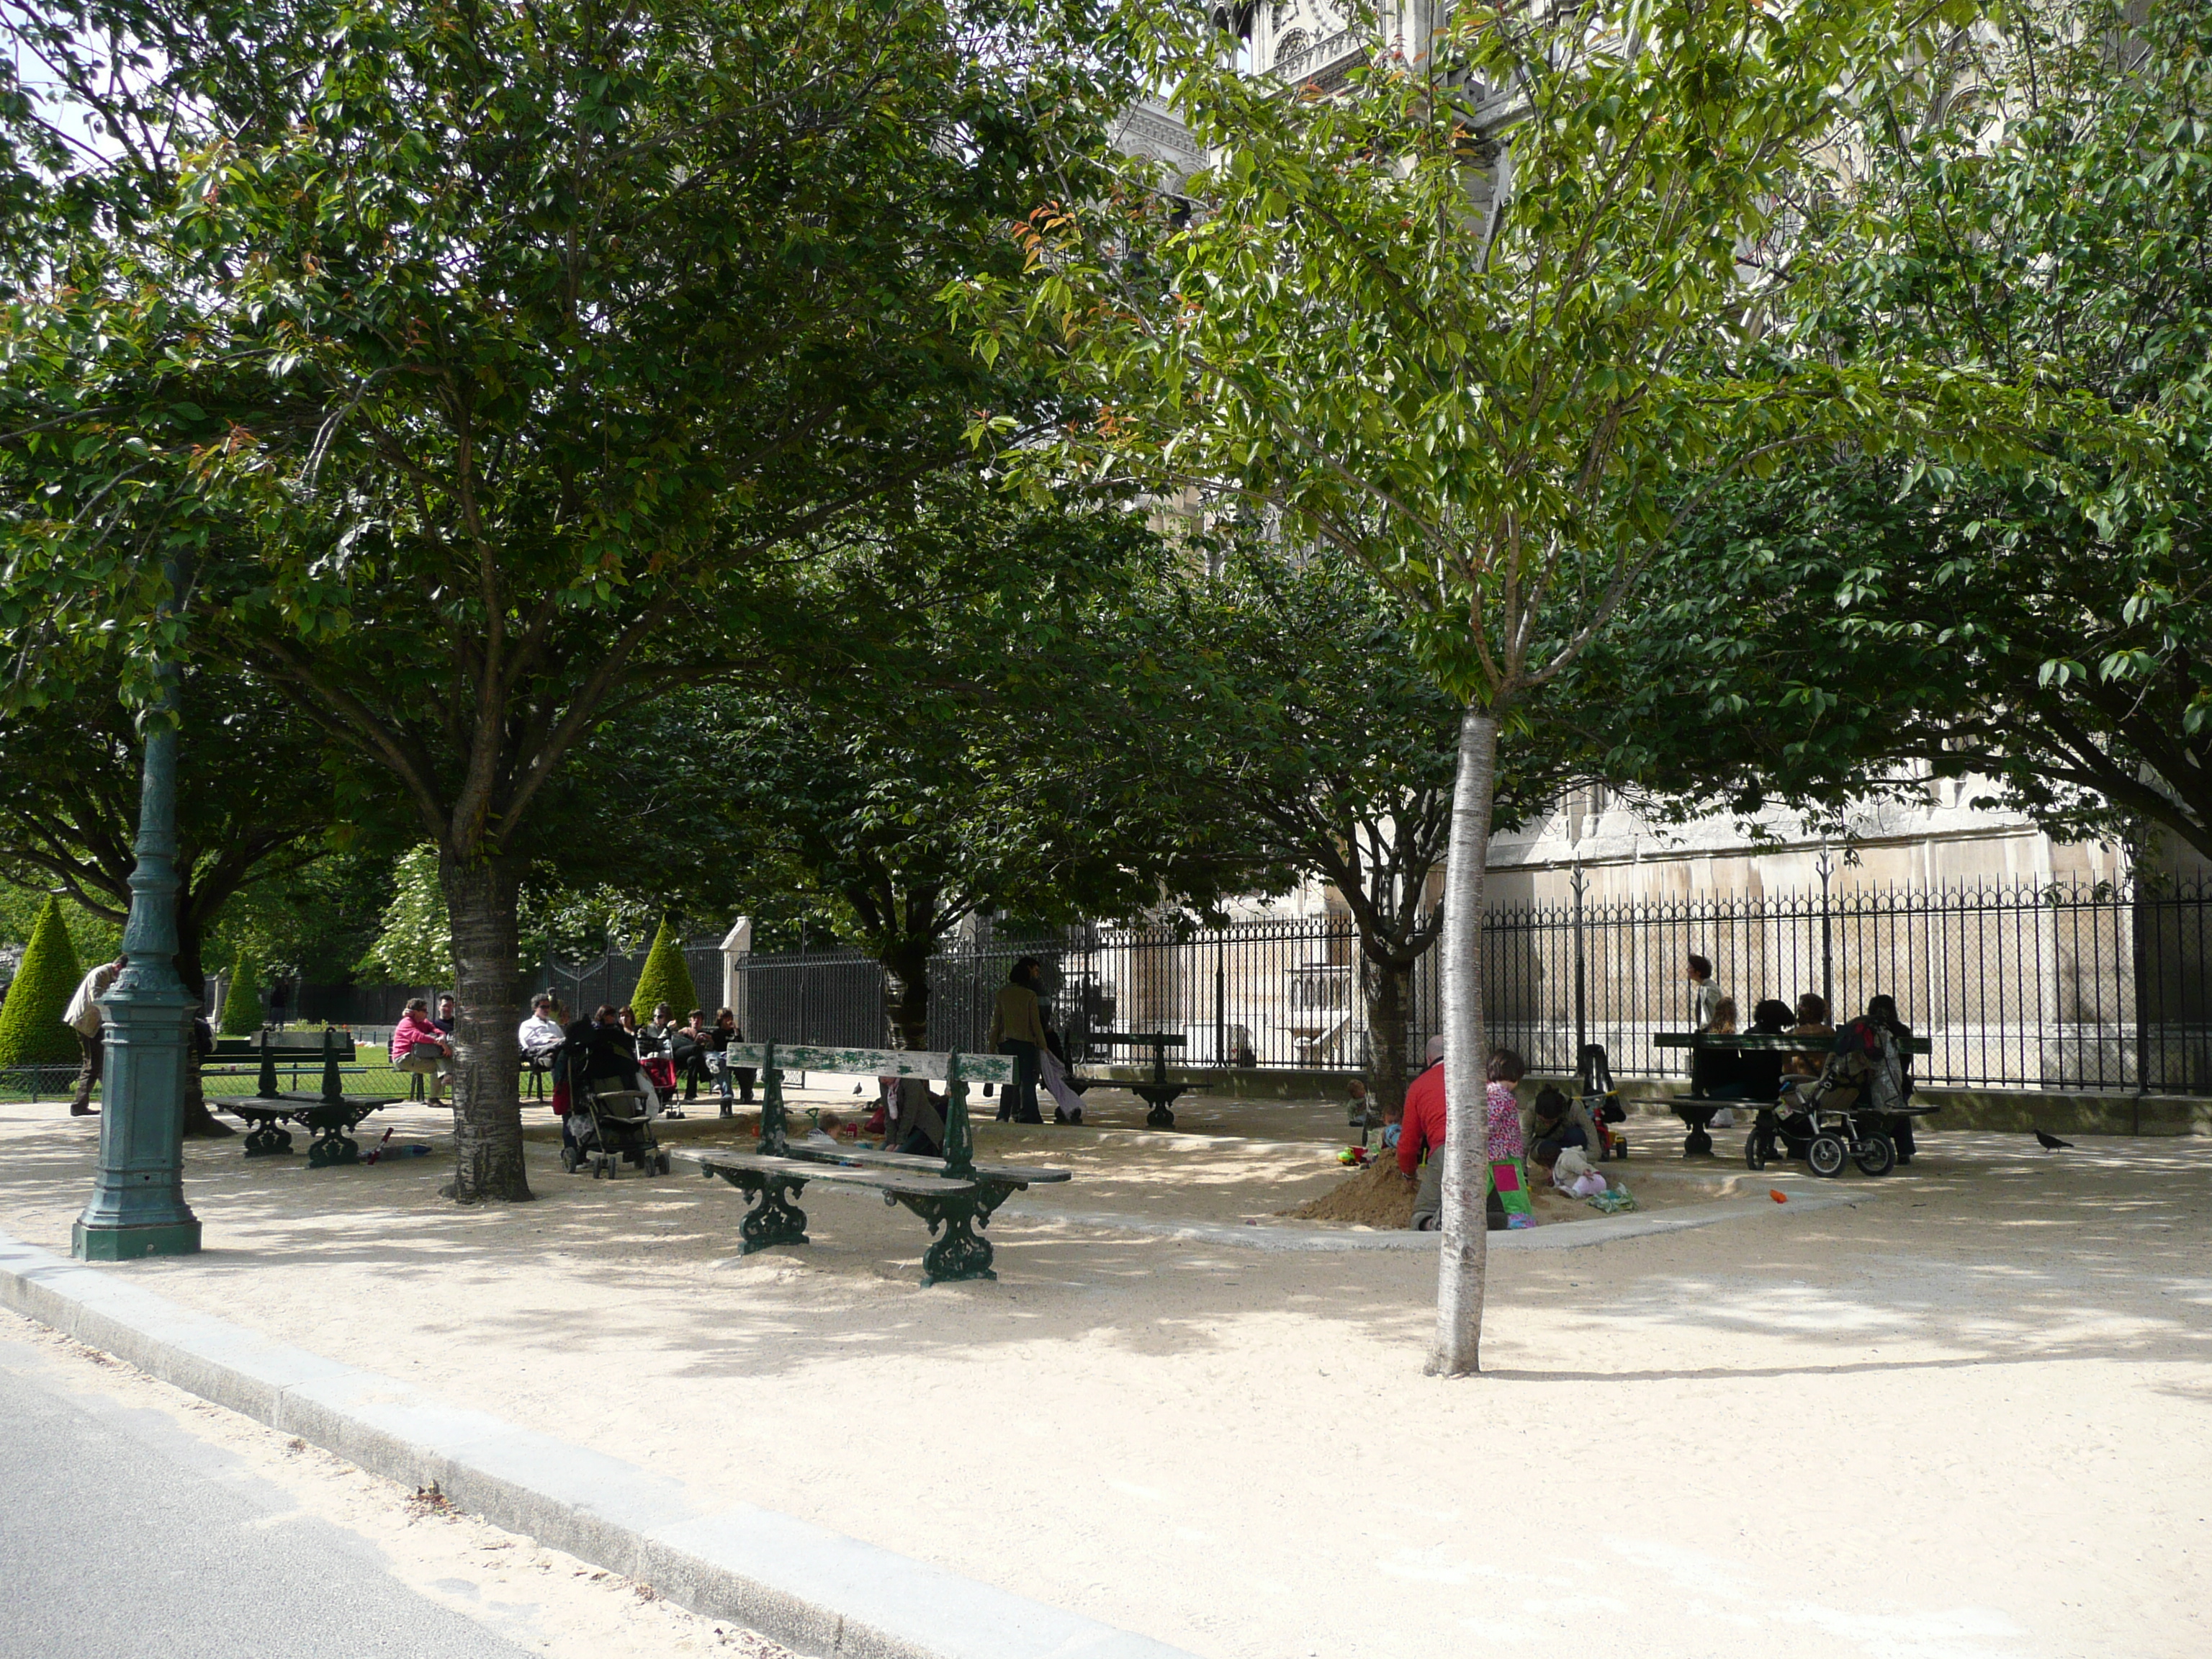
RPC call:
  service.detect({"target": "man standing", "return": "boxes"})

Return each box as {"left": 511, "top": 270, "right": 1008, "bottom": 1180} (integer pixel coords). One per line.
{"left": 63, "top": 956, "right": 127, "bottom": 1118}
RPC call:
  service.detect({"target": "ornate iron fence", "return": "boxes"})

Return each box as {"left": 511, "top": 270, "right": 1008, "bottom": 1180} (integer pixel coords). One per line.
{"left": 536, "top": 939, "right": 726, "bottom": 1018}
{"left": 734, "top": 876, "right": 2212, "bottom": 1094}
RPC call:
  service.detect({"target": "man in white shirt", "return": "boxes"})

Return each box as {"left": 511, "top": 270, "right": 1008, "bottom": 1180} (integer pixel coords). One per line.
{"left": 63, "top": 956, "right": 127, "bottom": 1117}
{"left": 516, "top": 994, "right": 565, "bottom": 1063}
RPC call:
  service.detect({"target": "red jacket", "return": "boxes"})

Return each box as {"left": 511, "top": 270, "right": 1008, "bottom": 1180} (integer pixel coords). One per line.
{"left": 1398, "top": 1061, "right": 1447, "bottom": 1177}
{"left": 390, "top": 1012, "right": 448, "bottom": 1064}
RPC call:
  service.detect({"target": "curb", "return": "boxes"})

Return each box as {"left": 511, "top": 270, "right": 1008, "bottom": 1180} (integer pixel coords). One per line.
{"left": 0, "top": 1230, "right": 1199, "bottom": 1659}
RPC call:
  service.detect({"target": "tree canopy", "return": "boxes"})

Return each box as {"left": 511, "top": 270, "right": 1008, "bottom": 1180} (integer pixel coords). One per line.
{"left": 1562, "top": 2, "right": 2212, "bottom": 866}
{"left": 0, "top": 0, "right": 1138, "bottom": 1198}
{"left": 953, "top": 0, "right": 1997, "bottom": 1371}
{"left": 706, "top": 475, "right": 1280, "bottom": 1047}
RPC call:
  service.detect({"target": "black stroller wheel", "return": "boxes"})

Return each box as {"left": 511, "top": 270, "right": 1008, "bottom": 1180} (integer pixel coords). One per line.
{"left": 1854, "top": 1134, "right": 1897, "bottom": 1177}
{"left": 1808, "top": 1134, "right": 1848, "bottom": 1178}
{"left": 561, "top": 1146, "right": 580, "bottom": 1174}
{"left": 656, "top": 1152, "right": 672, "bottom": 1175}
{"left": 1745, "top": 1133, "right": 1767, "bottom": 1172}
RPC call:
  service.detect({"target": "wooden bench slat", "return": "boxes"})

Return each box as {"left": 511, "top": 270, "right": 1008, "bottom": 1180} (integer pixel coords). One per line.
{"left": 680, "top": 1149, "right": 981, "bottom": 1197}
{"left": 210, "top": 1040, "right": 360, "bottom": 1058}
{"left": 783, "top": 1143, "right": 1072, "bottom": 1184}
{"left": 720, "top": 1043, "right": 1015, "bottom": 1084}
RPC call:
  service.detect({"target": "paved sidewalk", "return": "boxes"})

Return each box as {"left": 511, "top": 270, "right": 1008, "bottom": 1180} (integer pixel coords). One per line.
{"left": 3, "top": 1100, "right": 2208, "bottom": 1659}
{"left": 0, "top": 1322, "right": 537, "bottom": 1659}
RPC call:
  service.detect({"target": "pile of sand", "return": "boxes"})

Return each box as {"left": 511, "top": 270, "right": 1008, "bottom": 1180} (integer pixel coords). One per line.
{"left": 1282, "top": 1157, "right": 1416, "bottom": 1228}
{"left": 1285, "top": 1156, "right": 1632, "bottom": 1230}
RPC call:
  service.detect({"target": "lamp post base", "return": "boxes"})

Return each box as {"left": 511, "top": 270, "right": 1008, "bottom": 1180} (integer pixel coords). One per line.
{"left": 72, "top": 1218, "right": 202, "bottom": 1262}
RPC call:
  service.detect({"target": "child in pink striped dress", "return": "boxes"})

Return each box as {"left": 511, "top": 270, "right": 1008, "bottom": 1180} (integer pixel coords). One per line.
{"left": 1486, "top": 1048, "right": 1528, "bottom": 1163}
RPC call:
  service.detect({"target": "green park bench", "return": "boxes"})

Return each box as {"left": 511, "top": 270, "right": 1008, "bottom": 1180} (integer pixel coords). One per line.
{"left": 204, "top": 1028, "right": 360, "bottom": 1091}
{"left": 1085, "top": 1030, "right": 1189, "bottom": 1127}
{"left": 207, "top": 1029, "right": 401, "bottom": 1167}
{"left": 683, "top": 1042, "right": 1071, "bottom": 1285}
{"left": 1653, "top": 1030, "right": 1936, "bottom": 1156}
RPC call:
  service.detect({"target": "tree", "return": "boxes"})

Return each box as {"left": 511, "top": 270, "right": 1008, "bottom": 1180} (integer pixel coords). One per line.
{"left": 714, "top": 478, "right": 1278, "bottom": 1048}
{"left": 356, "top": 846, "right": 454, "bottom": 986}
{"left": 954, "top": 0, "right": 1986, "bottom": 1371}
{"left": 0, "top": 0, "right": 1136, "bottom": 1200}
{"left": 0, "top": 667, "right": 336, "bottom": 1020}
{"left": 1567, "top": 4, "right": 2212, "bottom": 863}
{"left": 1177, "top": 552, "right": 1573, "bottom": 1112}
{"left": 217, "top": 947, "right": 261, "bottom": 1037}
{"left": 0, "top": 895, "right": 82, "bottom": 1066}
{"left": 629, "top": 917, "right": 698, "bottom": 1017}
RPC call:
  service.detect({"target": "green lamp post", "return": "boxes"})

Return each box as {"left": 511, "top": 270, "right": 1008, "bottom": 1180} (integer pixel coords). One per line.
{"left": 72, "top": 559, "right": 201, "bottom": 1262}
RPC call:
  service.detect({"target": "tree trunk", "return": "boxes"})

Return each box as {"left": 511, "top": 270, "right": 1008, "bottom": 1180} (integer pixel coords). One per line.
{"left": 1362, "top": 949, "right": 1415, "bottom": 1116}
{"left": 881, "top": 940, "right": 930, "bottom": 1051}
{"left": 439, "top": 850, "right": 531, "bottom": 1203}
{"left": 1428, "top": 704, "right": 1500, "bottom": 1377}
{"left": 172, "top": 908, "right": 232, "bottom": 1138}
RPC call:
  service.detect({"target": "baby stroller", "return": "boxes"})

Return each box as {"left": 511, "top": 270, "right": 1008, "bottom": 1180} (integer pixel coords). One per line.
{"left": 564, "top": 1077, "right": 673, "bottom": 1179}
{"left": 1744, "top": 1051, "right": 1898, "bottom": 1178}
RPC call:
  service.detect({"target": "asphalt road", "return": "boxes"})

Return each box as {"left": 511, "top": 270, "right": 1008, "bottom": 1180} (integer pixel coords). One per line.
{"left": 0, "top": 1329, "right": 535, "bottom": 1659}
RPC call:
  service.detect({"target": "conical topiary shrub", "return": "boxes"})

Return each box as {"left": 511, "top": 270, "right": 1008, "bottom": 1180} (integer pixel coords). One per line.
{"left": 629, "top": 917, "right": 698, "bottom": 1017}
{"left": 0, "top": 896, "right": 86, "bottom": 1066}
{"left": 219, "top": 948, "right": 264, "bottom": 1035}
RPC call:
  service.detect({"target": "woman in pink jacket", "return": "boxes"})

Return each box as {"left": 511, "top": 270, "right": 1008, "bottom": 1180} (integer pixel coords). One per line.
{"left": 390, "top": 997, "right": 454, "bottom": 1104}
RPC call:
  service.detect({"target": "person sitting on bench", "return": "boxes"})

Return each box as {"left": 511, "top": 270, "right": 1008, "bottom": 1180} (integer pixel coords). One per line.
{"left": 391, "top": 998, "right": 454, "bottom": 1104}
{"left": 518, "top": 995, "right": 565, "bottom": 1065}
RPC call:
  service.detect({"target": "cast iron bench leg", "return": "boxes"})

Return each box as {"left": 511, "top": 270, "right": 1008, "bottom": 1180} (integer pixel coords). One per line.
{"left": 242, "top": 1118, "right": 293, "bottom": 1157}
{"left": 889, "top": 1189, "right": 996, "bottom": 1286}
{"left": 307, "top": 1120, "right": 361, "bottom": 1169}
{"left": 714, "top": 1169, "right": 810, "bottom": 1254}
{"left": 1134, "top": 1085, "right": 1182, "bottom": 1129}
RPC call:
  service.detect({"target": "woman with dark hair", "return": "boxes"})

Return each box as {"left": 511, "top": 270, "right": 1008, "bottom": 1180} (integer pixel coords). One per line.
{"left": 986, "top": 956, "right": 1048, "bottom": 1123}
{"left": 1724, "top": 999, "right": 1794, "bottom": 1104}
{"left": 638, "top": 1001, "right": 680, "bottom": 1114}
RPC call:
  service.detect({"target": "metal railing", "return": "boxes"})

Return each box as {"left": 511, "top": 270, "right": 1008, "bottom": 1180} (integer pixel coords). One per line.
{"left": 536, "top": 940, "right": 725, "bottom": 1017}
{"left": 733, "top": 876, "right": 2212, "bottom": 1094}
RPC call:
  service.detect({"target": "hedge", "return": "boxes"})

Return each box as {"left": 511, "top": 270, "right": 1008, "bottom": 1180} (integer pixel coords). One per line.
{"left": 0, "top": 896, "right": 86, "bottom": 1066}
{"left": 219, "top": 949, "right": 263, "bottom": 1036}
{"left": 629, "top": 917, "right": 698, "bottom": 1017}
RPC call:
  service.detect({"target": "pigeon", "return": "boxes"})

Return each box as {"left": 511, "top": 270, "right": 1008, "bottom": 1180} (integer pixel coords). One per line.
{"left": 2035, "top": 1129, "right": 2074, "bottom": 1151}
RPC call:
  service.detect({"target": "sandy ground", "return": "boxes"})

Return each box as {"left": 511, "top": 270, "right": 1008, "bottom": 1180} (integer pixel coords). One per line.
{"left": 4, "top": 1087, "right": 2208, "bottom": 1659}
